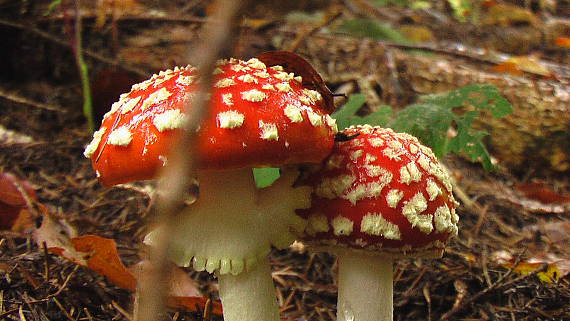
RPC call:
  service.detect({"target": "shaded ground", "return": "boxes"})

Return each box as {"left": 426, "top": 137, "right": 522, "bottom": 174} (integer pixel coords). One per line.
{"left": 1, "top": 1, "right": 569, "bottom": 320}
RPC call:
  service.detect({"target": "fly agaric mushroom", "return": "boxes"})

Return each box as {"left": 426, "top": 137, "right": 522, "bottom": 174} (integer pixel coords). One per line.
{"left": 83, "top": 56, "right": 337, "bottom": 321}
{"left": 298, "top": 125, "right": 459, "bottom": 321}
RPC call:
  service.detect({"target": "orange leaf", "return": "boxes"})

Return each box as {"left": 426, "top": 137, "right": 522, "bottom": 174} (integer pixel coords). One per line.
{"left": 516, "top": 182, "right": 570, "bottom": 204}
{"left": 554, "top": 36, "right": 570, "bottom": 48}
{"left": 492, "top": 56, "right": 551, "bottom": 77}
{"left": 491, "top": 61, "right": 524, "bottom": 75}
{"left": 71, "top": 235, "right": 137, "bottom": 291}
{"left": 168, "top": 296, "right": 223, "bottom": 316}
{"left": 0, "top": 172, "right": 36, "bottom": 231}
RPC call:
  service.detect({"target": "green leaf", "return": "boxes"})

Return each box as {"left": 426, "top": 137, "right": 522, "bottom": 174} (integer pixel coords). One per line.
{"left": 446, "top": 0, "right": 472, "bottom": 22}
{"left": 332, "top": 94, "right": 392, "bottom": 130}
{"left": 253, "top": 168, "right": 281, "bottom": 188}
{"left": 390, "top": 103, "right": 454, "bottom": 157}
{"left": 421, "top": 84, "right": 512, "bottom": 118}
{"left": 338, "top": 18, "right": 411, "bottom": 44}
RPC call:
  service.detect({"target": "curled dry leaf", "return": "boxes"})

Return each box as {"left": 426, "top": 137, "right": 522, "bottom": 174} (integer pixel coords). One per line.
{"left": 256, "top": 51, "right": 335, "bottom": 114}
{"left": 491, "top": 250, "right": 568, "bottom": 282}
{"left": 34, "top": 211, "right": 218, "bottom": 315}
{"left": 515, "top": 182, "right": 570, "bottom": 205}
{"left": 0, "top": 172, "right": 36, "bottom": 231}
{"left": 491, "top": 56, "right": 552, "bottom": 77}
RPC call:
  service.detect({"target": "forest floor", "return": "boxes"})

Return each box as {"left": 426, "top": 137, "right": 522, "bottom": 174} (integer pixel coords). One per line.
{"left": 0, "top": 1, "right": 569, "bottom": 320}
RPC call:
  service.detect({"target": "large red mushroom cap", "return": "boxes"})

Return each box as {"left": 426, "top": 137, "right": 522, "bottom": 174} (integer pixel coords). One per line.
{"left": 84, "top": 57, "right": 337, "bottom": 186}
{"left": 299, "top": 125, "right": 459, "bottom": 258}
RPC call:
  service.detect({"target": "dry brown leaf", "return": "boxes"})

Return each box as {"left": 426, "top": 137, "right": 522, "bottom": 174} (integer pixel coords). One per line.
{"left": 491, "top": 56, "right": 552, "bottom": 77}
{"left": 516, "top": 182, "right": 570, "bottom": 204}
{"left": 35, "top": 211, "right": 214, "bottom": 313}
{"left": 0, "top": 172, "right": 36, "bottom": 231}
{"left": 257, "top": 51, "right": 335, "bottom": 114}
{"left": 96, "top": 0, "right": 139, "bottom": 27}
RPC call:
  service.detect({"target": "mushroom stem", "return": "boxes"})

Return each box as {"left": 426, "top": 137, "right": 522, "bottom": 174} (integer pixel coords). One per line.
{"left": 337, "top": 250, "right": 393, "bottom": 321}
{"left": 217, "top": 257, "right": 280, "bottom": 321}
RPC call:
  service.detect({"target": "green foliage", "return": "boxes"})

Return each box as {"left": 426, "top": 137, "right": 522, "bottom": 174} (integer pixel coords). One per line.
{"left": 253, "top": 168, "right": 281, "bottom": 188}
{"left": 337, "top": 18, "right": 411, "bottom": 44}
{"left": 332, "top": 94, "right": 392, "bottom": 129}
{"left": 334, "top": 85, "right": 512, "bottom": 170}
{"left": 44, "top": 0, "right": 62, "bottom": 16}
{"left": 446, "top": 0, "right": 472, "bottom": 22}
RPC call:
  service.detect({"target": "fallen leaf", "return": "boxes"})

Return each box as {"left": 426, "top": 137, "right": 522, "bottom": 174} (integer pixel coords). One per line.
{"left": 96, "top": 0, "right": 139, "bottom": 27}
{"left": 257, "top": 51, "right": 335, "bottom": 114}
{"left": 482, "top": 4, "right": 541, "bottom": 27}
{"left": 168, "top": 296, "right": 223, "bottom": 316}
{"left": 491, "top": 250, "right": 567, "bottom": 282}
{"left": 72, "top": 235, "right": 137, "bottom": 291}
{"left": 491, "top": 56, "right": 552, "bottom": 77}
{"left": 516, "top": 182, "right": 570, "bottom": 204}
{"left": 526, "top": 221, "right": 570, "bottom": 244}
{"left": 35, "top": 211, "right": 213, "bottom": 313}
{"left": 0, "top": 172, "right": 37, "bottom": 231}
{"left": 554, "top": 36, "right": 570, "bottom": 48}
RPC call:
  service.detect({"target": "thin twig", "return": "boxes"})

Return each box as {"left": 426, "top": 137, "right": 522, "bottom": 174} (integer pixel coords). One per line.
{"left": 0, "top": 18, "right": 147, "bottom": 77}
{"left": 133, "top": 1, "right": 245, "bottom": 321}
{"left": 0, "top": 87, "right": 66, "bottom": 113}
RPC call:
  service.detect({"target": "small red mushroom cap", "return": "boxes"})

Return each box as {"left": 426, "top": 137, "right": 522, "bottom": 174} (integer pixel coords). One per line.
{"left": 84, "top": 58, "right": 337, "bottom": 186}
{"left": 299, "top": 125, "right": 459, "bottom": 258}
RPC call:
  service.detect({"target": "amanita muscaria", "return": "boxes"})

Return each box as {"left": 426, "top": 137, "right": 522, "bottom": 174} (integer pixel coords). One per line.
{"left": 83, "top": 55, "right": 337, "bottom": 321}
{"left": 298, "top": 125, "right": 459, "bottom": 321}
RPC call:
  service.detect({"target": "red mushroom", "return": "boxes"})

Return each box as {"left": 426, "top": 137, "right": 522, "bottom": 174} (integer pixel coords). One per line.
{"left": 84, "top": 57, "right": 337, "bottom": 321}
{"left": 298, "top": 125, "right": 459, "bottom": 321}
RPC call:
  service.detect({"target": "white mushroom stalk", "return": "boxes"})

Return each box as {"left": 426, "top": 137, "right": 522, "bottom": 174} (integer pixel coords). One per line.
{"left": 145, "top": 168, "right": 310, "bottom": 321}
{"left": 337, "top": 250, "right": 393, "bottom": 321}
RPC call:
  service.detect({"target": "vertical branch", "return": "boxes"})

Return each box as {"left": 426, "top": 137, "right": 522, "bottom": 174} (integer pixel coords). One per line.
{"left": 73, "top": 0, "right": 94, "bottom": 132}
{"left": 133, "top": 1, "right": 245, "bottom": 321}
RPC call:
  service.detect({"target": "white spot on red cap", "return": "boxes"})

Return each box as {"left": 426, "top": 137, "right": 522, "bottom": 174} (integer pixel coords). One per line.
{"left": 242, "top": 89, "right": 266, "bottom": 102}
{"left": 402, "top": 192, "right": 433, "bottom": 234}
{"left": 307, "top": 110, "right": 323, "bottom": 126}
{"left": 262, "top": 84, "right": 275, "bottom": 91}
{"left": 213, "top": 67, "right": 223, "bottom": 75}
{"left": 386, "top": 189, "right": 404, "bottom": 208}
{"left": 246, "top": 58, "right": 266, "bottom": 69}
{"left": 141, "top": 87, "right": 173, "bottom": 110}
{"left": 332, "top": 216, "right": 353, "bottom": 236}
{"left": 259, "top": 121, "right": 278, "bottom": 141}
{"left": 176, "top": 75, "right": 195, "bottom": 86}
{"left": 361, "top": 213, "right": 401, "bottom": 240}
{"left": 215, "top": 78, "right": 236, "bottom": 88}
{"left": 275, "top": 82, "right": 292, "bottom": 92}
{"left": 270, "top": 65, "right": 284, "bottom": 72}
{"left": 254, "top": 71, "right": 270, "bottom": 78}
{"left": 218, "top": 111, "right": 245, "bottom": 129}
{"left": 107, "top": 126, "right": 133, "bottom": 146}
{"left": 153, "top": 109, "right": 187, "bottom": 132}
{"left": 426, "top": 179, "right": 441, "bottom": 201}
{"left": 434, "top": 205, "right": 456, "bottom": 234}
{"left": 369, "top": 137, "right": 384, "bottom": 147}
{"left": 83, "top": 127, "right": 107, "bottom": 158}
{"left": 294, "top": 76, "right": 303, "bottom": 83}
{"left": 325, "top": 115, "right": 338, "bottom": 133}
{"left": 120, "top": 96, "right": 141, "bottom": 114}
{"left": 303, "top": 89, "right": 322, "bottom": 103}
{"left": 315, "top": 175, "right": 356, "bottom": 199}
{"left": 284, "top": 104, "right": 303, "bottom": 123}
{"left": 222, "top": 93, "right": 234, "bottom": 106}
{"left": 274, "top": 72, "right": 294, "bottom": 81}
{"left": 238, "top": 74, "right": 258, "bottom": 83}
{"left": 400, "top": 162, "right": 422, "bottom": 184}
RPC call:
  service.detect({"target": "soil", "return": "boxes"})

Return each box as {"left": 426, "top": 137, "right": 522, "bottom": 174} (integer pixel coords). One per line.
{"left": 0, "top": 1, "right": 569, "bottom": 321}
